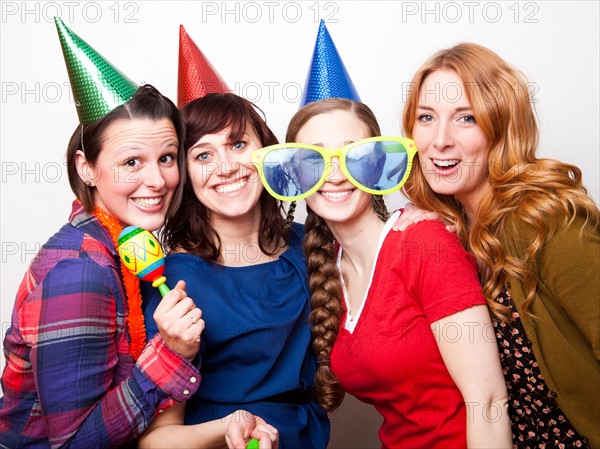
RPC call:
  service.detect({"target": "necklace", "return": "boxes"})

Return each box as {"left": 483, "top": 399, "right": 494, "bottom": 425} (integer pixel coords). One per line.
{"left": 92, "top": 206, "right": 146, "bottom": 360}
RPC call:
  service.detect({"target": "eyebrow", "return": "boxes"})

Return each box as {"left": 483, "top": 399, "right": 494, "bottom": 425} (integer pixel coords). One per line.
{"left": 227, "top": 132, "right": 250, "bottom": 143}
{"left": 310, "top": 140, "right": 356, "bottom": 147}
{"left": 189, "top": 142, "right": 213, "bottom": 152}
{"left": 189, "top": 132, "right": 251, "bottom": 151}
{"left": 417, "top": 105, "right": 473, "bottom": 113}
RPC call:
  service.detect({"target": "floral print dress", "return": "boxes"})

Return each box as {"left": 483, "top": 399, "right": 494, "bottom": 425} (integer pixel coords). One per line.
{"left": 493, "top": 290, "right": 589, "bottom": 448}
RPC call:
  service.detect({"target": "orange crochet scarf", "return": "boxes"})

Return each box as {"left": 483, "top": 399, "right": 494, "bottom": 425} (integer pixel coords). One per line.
{"left": 92, "top": 206, "right": 146, "bottom": 360}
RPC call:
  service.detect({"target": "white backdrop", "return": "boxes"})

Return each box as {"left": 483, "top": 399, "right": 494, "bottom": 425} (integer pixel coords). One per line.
{"left": 1, "top": 1, "right": 598, "bottom": 446}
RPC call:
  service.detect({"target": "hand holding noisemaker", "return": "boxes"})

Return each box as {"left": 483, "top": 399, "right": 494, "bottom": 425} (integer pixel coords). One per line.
{"left": 118, "top": 226, "right": 170, "bottom": 297}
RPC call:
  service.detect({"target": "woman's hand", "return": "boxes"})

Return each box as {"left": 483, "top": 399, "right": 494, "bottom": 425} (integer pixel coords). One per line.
{"left": 154, "top": 280, "right": 205, "bottom": 361}
{"left": 225, "top": 410, "right": 279, "bottom": 449}
{"left": 392, "top": 203, "right": 456, "bottom": 233}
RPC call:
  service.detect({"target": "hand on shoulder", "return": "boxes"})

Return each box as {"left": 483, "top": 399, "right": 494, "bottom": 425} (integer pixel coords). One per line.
{"left": 392, "top": 203, "right": 456, "bottom": 234}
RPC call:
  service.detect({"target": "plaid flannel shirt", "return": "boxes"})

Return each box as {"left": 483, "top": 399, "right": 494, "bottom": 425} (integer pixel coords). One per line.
{"left": 0, "top": 201, "right": 200, "bottom": 448}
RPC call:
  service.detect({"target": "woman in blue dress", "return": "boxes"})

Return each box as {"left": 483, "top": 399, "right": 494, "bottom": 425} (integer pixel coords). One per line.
{"left": 139, "top": 93, "right": 330, "bottom": 449}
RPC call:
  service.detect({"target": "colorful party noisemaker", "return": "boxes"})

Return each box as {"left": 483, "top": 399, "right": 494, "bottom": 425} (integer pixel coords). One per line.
{"left": 118, "top": 226, "right": 170, "bottom": 297}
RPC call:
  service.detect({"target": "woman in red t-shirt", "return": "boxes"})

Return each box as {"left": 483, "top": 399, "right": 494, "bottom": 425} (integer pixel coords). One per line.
{"left": 253, "top": 97, "right": 512, "bottom": 448}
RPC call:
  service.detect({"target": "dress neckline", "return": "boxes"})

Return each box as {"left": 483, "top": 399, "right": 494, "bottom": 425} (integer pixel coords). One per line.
{"left": 338, "top": 210, "right": 400, "bottom": 333}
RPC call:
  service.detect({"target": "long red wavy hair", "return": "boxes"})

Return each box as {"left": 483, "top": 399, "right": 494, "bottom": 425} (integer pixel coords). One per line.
{"left": 402, "top": 43, "right": 599, "bottom": 320}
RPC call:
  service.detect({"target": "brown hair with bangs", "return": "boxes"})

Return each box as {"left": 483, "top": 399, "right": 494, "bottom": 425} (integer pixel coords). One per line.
{"left": 66, "top": 84, "right": 186, "bottom": 216}
{"left": 162, "top": 93, "right": 288, "bottom": 261}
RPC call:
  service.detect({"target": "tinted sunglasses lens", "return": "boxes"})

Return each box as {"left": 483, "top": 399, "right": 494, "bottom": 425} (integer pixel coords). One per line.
{"left": 346, "top": 141, "right": 410, "bottom": 191}
{"left": 262, "top": 147, "right": 325, "bottom": 198}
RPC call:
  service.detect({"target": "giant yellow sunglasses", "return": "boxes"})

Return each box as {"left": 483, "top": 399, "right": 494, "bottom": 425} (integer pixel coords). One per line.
{"left": 251, "top": 136, "right": 417, "bottom": 201}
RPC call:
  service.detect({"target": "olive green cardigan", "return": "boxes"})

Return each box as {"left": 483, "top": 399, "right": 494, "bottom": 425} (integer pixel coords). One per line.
{"left": 503, "top": 214, "right": 599, "bottom": 447}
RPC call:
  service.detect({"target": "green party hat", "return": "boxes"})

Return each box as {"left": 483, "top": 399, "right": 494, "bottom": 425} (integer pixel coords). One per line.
{"left": 54, "top": 17, "right": 138, "bottom": 124}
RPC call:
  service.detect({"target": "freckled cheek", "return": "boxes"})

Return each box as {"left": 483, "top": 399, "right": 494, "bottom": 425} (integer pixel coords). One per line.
{"left": 414, "top": 151, "right": 432, "bottom": 173}
{"left": 412, "top": 134, "right": 430, "bottom": 157}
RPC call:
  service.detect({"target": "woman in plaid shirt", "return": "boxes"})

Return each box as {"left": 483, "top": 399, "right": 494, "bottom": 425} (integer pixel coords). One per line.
{"left": 0, "top": 20, "right": 212, "bottom": 448}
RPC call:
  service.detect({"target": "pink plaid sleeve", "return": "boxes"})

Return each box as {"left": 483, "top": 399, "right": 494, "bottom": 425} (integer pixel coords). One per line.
{"left": 136, "top": 333, "right": 201, "bottom": 410}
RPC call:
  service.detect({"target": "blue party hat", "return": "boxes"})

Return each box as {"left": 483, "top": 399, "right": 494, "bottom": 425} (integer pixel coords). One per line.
{"left": 300, "top": 20, "right": 361, "bottom": 107}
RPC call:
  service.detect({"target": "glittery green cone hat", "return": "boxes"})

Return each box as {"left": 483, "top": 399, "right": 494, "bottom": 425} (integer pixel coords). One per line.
{"left": 55, "top": 17, "right": 138, "bottom": 124}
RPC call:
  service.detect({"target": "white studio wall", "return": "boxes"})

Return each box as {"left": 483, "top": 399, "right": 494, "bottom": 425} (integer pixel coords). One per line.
{"left": 1, "top": 2, "right": 598, "bottom": 447}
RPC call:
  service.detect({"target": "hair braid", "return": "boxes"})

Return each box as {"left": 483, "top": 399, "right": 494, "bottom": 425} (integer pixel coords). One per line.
{"left": 283, "top": 201, "right": 297, "bottom": 233}
{"left": 304, "top": 208, "right": 345, "bottom": 412}
{"left": 372, "top": 195, "right": 390, "bottom": 222}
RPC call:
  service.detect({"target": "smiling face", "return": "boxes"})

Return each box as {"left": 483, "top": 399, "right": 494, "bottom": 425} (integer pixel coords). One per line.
{"left": 412, "top": 69, "right": 491, "bottom": 212}
{"left": 77, "top": 117, "right": 179, "bottom": 231}
{"left": 297, "top": 109, "right": 375, "bottom": 225}
{"left": 187, "top": 125, "right": 263, "bottom": 222}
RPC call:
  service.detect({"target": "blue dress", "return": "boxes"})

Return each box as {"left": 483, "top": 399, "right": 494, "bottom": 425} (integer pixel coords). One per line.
{"left": 142, "top": 223, "right": 329, "bottom": 449}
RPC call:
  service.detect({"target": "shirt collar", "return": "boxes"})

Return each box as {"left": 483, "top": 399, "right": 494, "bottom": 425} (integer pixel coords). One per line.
{"left": 68, "top": 200, "right": 118, "bottom": 256}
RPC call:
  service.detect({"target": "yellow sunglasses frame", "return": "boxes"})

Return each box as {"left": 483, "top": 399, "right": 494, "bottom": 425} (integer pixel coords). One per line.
{"left": 251, "top": 136, "right": 417, "bottom": 202}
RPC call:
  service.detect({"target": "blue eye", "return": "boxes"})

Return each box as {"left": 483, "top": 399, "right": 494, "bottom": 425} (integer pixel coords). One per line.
{"left": 232, "top": 141, "right": 246, "bottom": 151}
{"left": 417, "top": 114, "right": 434, "bottom": 122}
{"left": 305, "top": 152, "right": 322, "bottom": 161}
{"left": 196, "top": 152, "right": 211, "bottom": 162}
{"left": 460, "top": 115, "right": 477, "bottom": 124}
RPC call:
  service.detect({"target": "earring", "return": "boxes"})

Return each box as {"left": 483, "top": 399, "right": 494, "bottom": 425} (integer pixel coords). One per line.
{"left": 85, "top": 180, "right": 95, "bottom": 187}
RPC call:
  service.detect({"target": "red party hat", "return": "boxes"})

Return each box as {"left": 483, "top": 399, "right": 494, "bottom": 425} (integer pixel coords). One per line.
{"left": 178, "top": 25, "right": 230, "bottom": 108}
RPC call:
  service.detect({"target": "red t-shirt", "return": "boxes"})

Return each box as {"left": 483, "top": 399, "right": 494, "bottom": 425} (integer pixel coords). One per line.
{"left": 331, "top": 220, "right": 486, "bottom": 449}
